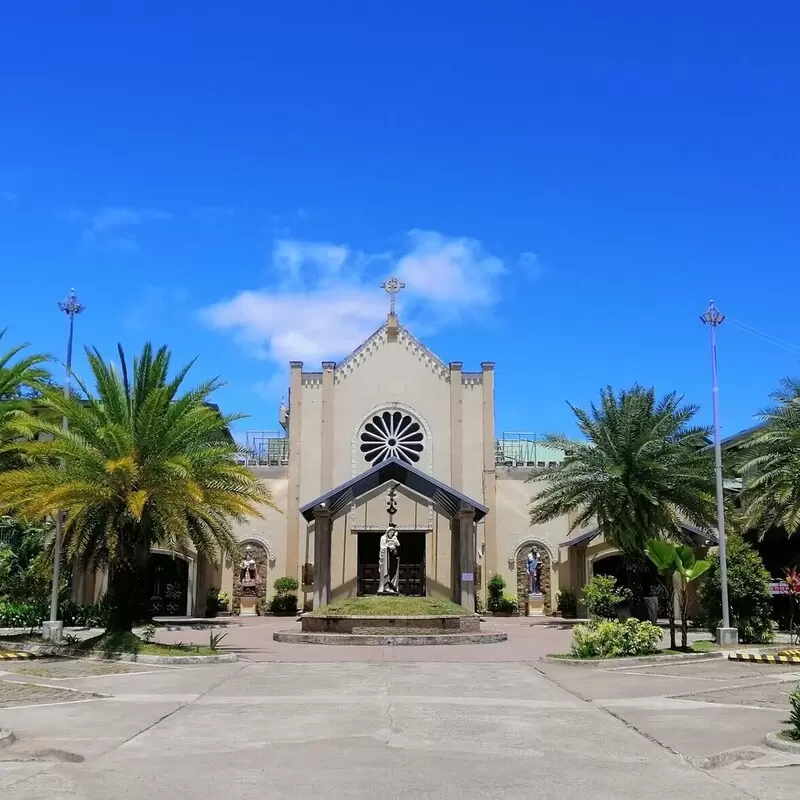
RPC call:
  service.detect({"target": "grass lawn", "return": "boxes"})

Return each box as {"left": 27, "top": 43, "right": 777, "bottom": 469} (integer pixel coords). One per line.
{"left": 312, "top": 596, "right": 471, "bottom": 617}
{"left": 79, "top": 631, "right": 216, "bottom": 657}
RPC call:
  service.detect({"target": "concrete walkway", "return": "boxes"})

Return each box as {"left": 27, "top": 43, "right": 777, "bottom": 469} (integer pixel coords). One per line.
{"left": 0, "top": 618, "right": 797, "bottom": 798}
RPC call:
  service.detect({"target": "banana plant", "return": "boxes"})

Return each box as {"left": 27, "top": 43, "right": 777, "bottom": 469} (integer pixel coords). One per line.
{"left": 646, "top": 540, "right": 678, "bottom": 649}
{"left": 673, "top": 544, "right": 711, "bottom": 649}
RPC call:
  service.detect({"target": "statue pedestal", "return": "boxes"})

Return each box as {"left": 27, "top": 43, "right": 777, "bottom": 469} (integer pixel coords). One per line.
{"left": 240, "top": 596, "right": 258, "bottom": 617}
{"left": 527, "top": 593, "right": 545, "bottom": 617}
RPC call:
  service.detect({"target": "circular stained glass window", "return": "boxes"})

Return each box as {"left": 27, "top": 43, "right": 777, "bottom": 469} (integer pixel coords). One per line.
{"left": 360, "top": 411, "right": 424, "bottom": 465}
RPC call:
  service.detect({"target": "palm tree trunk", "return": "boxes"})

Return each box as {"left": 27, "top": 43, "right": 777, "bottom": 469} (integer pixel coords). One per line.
{"left": 680, "top": 584, "right": 689, "bottom": 650}
{"left": 666, "top": 580, "right": 676, "bottom": 650}
{"left": 107, "top": 538, "right": 151, "bottom": 632}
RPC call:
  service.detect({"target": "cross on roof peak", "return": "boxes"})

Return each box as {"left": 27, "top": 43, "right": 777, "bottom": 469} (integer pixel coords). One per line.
{"left": 380, "top": 276, "right": 405, "bottom": 317}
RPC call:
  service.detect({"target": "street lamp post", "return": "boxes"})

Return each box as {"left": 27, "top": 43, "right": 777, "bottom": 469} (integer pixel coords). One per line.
{"left": 701, "top": 299, "right": 738, "bottom": 646}
{"left": 42, "top": 289, "right": 85, "bottom": 644}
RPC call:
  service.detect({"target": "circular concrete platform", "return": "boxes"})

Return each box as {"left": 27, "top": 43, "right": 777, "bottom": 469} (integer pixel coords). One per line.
{"left": 272, "top": 630, "right": 508, "bottom": 646}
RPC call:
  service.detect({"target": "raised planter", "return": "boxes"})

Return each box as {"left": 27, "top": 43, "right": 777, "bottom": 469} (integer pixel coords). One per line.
{"left": 765, "top": 731, "right": 800, "bottom": 755}
{"left": 301, "top": 614, "right": 480, "bottom": 635}
{"left": 273, "top": 630, "right": 507, "bottom": 646}
{"left": 540, "top": 651, "right": 724, "bottom": 668}
{"left": 0, "top": 639, "right": 237, "bottom": 664}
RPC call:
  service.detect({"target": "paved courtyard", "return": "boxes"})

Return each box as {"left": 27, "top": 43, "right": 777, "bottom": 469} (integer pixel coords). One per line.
{"left": 1, "top": 618, "right": 799, "bottom": 799}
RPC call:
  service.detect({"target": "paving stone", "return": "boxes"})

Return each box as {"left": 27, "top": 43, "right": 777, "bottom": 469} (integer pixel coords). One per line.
{"left": 0, "top": 658, "right": 149, "bottom": 679}
{"left": 0, "top": 680, "right": 98, "bottom": 708}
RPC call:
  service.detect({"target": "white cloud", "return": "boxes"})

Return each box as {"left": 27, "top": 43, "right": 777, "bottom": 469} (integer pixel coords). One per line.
{"left": 63, "top": 206, "right": 172, "bottom": 252}
{"left": 200, "top": 229, "right": 512, "bottom": 368}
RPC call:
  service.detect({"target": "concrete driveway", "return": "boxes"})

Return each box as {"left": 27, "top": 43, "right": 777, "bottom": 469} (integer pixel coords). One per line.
{"left": 0, "top": 619, "right": 798, "bottom": 799}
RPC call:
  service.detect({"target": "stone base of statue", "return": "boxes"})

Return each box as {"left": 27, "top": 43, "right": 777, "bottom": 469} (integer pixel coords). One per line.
{"left": 527, "top": 593, "right": 545, "bottom": 617}
{"left": 239, "top": 579, "right": 260, "bottom": 616}
{"left": 377, "top": 586, "right": 399, "bottom": 596}
{"left": 239, "top": 596, "right": 258, "bottom": 616}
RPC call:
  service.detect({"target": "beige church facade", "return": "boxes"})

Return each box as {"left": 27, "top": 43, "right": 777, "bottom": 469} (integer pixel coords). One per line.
{"left": 74, "top": 289, "right": 637, "bottom": 618}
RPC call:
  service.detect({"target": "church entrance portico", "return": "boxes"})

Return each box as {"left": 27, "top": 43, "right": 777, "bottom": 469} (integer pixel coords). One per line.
{"left": 300, "top": 457, "right": 488, "bottom": 610}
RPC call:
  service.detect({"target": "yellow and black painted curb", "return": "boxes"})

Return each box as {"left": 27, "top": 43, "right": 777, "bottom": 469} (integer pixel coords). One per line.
{"left": 0, "top": 651, "right": 37, "bottom": 661}
{"left": 728, "top": 651, "right": 800, "bottom": 665}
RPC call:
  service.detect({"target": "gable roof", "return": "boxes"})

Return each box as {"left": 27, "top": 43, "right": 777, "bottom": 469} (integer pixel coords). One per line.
{"left": 333, "top": 321, "right": 449, "bottom": 378}
{"left": 299, "top": 456, "right": 488, "bottom": 522}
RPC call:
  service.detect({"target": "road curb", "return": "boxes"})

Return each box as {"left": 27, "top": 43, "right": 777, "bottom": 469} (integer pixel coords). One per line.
{"left": 764, "top": 731, "right": 800, "bottom": 755}
{"left": 1, "top": 640, "right": 237, "bottom": 664}
{"left": 728, "top": 652, "right": 800, "bottom": 665}
{"left": 273, "top": 631, "right": 508, "bottom": 646}
{"left": 0, "top": 728, "right": 15, "bottom": 749}
{"left": 539, "top": 651, "right": 724, "bottom": 668}
{"left": 0, "top": 651, "right": 38, "bottom": 661}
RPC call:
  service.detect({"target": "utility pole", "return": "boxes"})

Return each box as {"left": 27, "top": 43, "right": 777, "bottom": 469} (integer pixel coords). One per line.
{"left": 43, "top": 289, "right": 85, "bottom": 643}
{"left": 701, "top": 299, "right": 738, "bottom": 646}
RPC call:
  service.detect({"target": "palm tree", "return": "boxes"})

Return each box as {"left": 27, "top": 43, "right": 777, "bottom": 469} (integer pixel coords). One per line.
{"left": 529, "top": 385, "right": 717, "bottom": 556}
{"left": 741, "top": 377, "right": 800, "bottom": 535}
{"left": 0, "top": 343, "right": 276, "bottom": 631}
{"left": 0, "top": 329, "right": 52, "bottom": 470}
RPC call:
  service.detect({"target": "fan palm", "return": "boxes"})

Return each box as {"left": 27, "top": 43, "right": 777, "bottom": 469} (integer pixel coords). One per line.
{"left": 0, "top": 329, "right": 52, "bottom": 469}
{"left": 0, "top": 343, "right": 276, "bottom": 631}
{"left": 529, "top": 385, "right": 717, "bottom": 554}
{"left": 741, "top": 377, "right": 800, "bottom": 535}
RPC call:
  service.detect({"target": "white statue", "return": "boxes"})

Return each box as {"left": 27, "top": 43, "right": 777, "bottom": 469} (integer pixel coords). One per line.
{"left": 240, "top": 546, "right": 258, "bottom": 584}
{"left": 378, "top": 524, "right": 401, "bottom": 595}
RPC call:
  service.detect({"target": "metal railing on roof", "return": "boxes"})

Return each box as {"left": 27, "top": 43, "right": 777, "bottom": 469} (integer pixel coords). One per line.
{"left": 494, "top": 432, "right": 565, "bottom": 468}
{"left": 240, "top": 431, "right": 289, "bottom": 466}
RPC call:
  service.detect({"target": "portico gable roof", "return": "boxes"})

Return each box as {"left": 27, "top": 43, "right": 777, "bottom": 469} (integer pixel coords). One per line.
{"left": 299, "top": 457, "right": 489, "bottom": 522}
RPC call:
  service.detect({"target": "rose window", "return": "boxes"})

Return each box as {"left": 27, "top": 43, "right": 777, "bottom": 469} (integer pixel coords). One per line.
{"left": 360, "top": 411, "right": 424, "bottom": 465}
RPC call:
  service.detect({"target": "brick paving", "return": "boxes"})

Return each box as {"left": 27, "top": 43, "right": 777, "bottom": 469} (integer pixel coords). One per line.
{"left": 0, "top": 679, "right": 97, "bottom": 708}
{"left": 0, "top": 658, "right": 150, "bottom": 679}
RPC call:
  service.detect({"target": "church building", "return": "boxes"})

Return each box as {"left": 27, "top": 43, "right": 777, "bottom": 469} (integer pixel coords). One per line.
{"left": 75, "top": 279, "right": 655, "bottom": 617}
{"left": 215, "top": 277, "right": 582, "bottom": 616}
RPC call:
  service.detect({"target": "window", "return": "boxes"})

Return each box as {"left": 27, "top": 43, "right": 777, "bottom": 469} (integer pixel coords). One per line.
{"left": 360, "top": 410, "right": 424, "bottom": 465}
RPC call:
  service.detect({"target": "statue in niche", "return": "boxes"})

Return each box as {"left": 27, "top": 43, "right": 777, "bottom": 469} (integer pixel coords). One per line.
{"left": 378, "top": 524, "right": 401, "bottom": 595}
{"left": 527, "top": 549, "right": 542, "bottom": 595}
{"left": 240, "top": 546, "right": 259, "bottom": 587}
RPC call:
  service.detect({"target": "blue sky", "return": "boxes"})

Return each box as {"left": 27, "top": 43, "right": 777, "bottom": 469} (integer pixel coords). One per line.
{"left": 2, "top": 2, "right": 799, "bottom": 442}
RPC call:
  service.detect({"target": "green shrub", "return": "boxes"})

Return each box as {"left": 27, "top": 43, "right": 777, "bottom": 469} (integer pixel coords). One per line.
{"left": 557, "top": 589, "right": 577, "bottom": 618}
{"left": 789, "top": 684, "right": 800, "bottom": 740}
{"left": 0, "top": 601, "right": 45, "bottom": 628}
{"left": 58, "top": 598, "right": 110, "bottom": 627}
{"left": 268, "top": 593, "right": 298, "bottom": 613}
{"left": 499, "top": 592, "right": 518, "bottom": 613}
{"left": 267, "top": 575, "right": 299, "bottom": 614}
{"left": 273, "top": 576, "right": 299, "bottom": 594}
{"left": 698, "top": 534, "right": 774, "bottom": 644}
{"left": 581, "top": 575, "right": 630, "bottom": 620}
{"left": 570, "top": 619, "right": 662, "bottom": 659}
{"left": 487, "top": 574, "right": 505, "bottom": 612}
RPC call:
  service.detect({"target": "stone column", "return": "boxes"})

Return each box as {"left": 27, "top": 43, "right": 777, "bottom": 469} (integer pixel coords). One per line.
{"left": 480, "top": 362, "right": 497, "bottom": 578}
{"left": 320, "top": 361, "right": 335, "bottom": 491}
{"left": 286, "top": 361, "right": 303, "bottom": 582}
{"left": 457, "top": 506, "right": 477, "bottom": 611}
{"left": 449, "top": 362, "right": 463, "bottom": 489}
{"left": 312, "top": 506, "right": 332, "bottom": 609}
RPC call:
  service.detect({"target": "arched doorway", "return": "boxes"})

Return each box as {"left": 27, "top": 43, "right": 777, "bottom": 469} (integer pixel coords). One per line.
{"left": 149, "top": 552, "right": 189, "bottom": 617}
{"left": 514, "top": 542, "right": 553, "bottom": 615}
